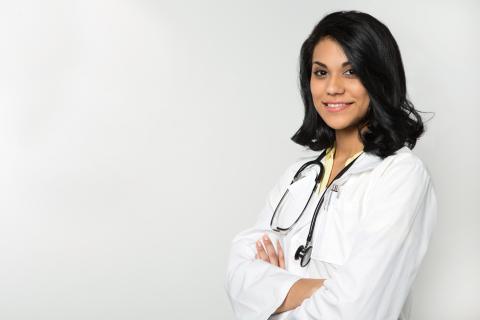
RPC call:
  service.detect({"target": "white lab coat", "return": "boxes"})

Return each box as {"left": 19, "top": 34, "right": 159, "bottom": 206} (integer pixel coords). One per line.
{"left": 225, "top": 146, "right": 437, "bottom": 320}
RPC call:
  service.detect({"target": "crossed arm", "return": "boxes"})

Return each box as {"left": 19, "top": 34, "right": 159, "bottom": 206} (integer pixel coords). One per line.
{"left": 254, "top": 234, "right": 325, "bottom": 314}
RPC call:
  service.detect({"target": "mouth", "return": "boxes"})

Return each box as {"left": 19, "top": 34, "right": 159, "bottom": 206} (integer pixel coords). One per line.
{"left": 322, "top": 101, "right": 354, "bottom": 112}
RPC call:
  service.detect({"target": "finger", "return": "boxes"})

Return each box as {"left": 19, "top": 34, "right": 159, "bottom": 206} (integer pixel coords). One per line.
{"left": 277, "top": 240, "right": 285, "bottom": 269}
{"left": 262, "top": 234, "right": 279, "bottom": 267}
{"left": 256, "top": 240, "right": 269, "bottom": 262}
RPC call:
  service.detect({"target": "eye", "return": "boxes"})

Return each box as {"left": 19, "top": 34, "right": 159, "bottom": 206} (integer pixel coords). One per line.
{"left": 313, "top": 69, "right": 327, "bottom": 78}
{"left": 344, "top": 69, "right": 356, "bottom": 77}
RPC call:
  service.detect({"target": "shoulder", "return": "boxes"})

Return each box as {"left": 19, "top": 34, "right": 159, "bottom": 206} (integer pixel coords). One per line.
{"left": 286, "top": 151, "right": 324, "bottom": 175}
{"left": 361, "top": 147, "right": 437, "bottom": 227}
{"left": 263, "top": 152, "right": 323, "bottom": 206}
{"left": 275, "top": 151, "right": 325, "bottom": 187}
{"left": 358, "top": 147, "right": 433, "bottom": 203}
{"left": 362, "top": 147, "right": 436, "bottom": 211}
{"left": 372, "top": 146, "right": 432, "bottom": 182}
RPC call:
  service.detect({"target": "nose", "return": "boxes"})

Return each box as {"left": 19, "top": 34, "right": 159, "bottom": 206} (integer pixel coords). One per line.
{"left": 326, "top": 74, "right": 345, "bottom": 95}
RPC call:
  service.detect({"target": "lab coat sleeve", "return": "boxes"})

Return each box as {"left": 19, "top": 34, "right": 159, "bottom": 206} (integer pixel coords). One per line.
{"left": 287, "top": 153, "right": 438, "bottom": 320}
{"left": 225, "top": 161, "right": 304, "bottom": 320}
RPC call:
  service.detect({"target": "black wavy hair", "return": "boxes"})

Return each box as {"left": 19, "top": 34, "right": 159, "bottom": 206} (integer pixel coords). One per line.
{"left": 291, "top": 10, "right": 431, "bottom": 159}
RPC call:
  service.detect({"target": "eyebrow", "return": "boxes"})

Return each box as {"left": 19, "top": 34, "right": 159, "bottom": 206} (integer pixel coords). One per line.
{"left": 312, "top": 61, "right": 352, "bottom": 68}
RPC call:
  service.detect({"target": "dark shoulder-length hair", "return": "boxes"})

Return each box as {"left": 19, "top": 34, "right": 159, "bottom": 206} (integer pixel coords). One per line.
{"left": 291, "top": 10, "right": 428, "bottom": 159}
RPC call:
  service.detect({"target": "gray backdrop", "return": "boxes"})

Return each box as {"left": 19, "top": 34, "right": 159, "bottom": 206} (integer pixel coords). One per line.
{"left": 0, "top": 0, "right": 478, "bottom": 319}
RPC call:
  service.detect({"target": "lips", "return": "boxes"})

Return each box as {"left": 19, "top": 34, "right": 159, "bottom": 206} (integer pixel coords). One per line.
{"left": 322, "top": 101, "right": 354, "bottom": 112}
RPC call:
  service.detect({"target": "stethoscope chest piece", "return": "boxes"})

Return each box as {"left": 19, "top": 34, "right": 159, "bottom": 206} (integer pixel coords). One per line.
{"left": 294, "top": 243, "right": 313, "bottom": 267}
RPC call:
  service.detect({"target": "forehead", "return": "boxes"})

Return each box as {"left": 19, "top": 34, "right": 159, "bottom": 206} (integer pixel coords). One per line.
{"left": 312, "top": 37, "right": 348, "bottom": 65}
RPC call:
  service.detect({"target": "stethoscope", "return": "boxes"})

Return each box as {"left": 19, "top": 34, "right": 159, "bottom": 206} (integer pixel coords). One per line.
{"left": 270, "top": 149, "right": 363, "bottom": 267}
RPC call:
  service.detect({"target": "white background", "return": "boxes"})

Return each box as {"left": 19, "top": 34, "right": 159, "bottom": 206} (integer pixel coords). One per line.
{"left": 0, "top": 0, "right": 478, "bottom": 319}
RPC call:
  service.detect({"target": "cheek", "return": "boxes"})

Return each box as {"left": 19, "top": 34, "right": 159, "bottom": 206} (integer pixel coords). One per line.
{"left": 309, "top": 83, "right": 317, "bottom": 97}
{"left": 350, "top": 85, "right": 369, "bottom": 105}
{"left": 361, "top": 95, "right": 370, "bottom": 110}
{"left": 310, "top": 81, "right": 325, "bottom": 101}
{"left": 355, "top": 95, "right": 369, "bottom": 113}
{"left": 361, "top": 98, "right": 370, "bottom": 116}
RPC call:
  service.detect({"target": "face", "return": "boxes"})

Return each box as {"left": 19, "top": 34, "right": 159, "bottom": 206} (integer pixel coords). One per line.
{"left": 310, "top": 37, "right": 370, "bottom": 132}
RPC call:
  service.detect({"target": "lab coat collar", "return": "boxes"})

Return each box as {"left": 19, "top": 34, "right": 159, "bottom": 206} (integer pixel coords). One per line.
{"left": 300, "top": 146, "right": 409, "bottom": 185}
{"left": 342, "top": 146, "right": 411, "bottom": 183}
{"left": 318, "top": 146, "right": 409, "bottom": 185}
{"left": 345, "top": 150, "right": 382, "bottom": 174}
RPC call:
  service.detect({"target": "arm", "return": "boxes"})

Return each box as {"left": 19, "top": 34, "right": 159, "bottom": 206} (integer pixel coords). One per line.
{"left": 225, "top": 161, "right": 305, "bottom": 320}
{"left": 274, "top": 278, "right": 325, "bottom": 314}
{"left": 254, "top": 236, "right": 326, "bottom": 314}
{"left": 287, "top": 155, "right": 438, "bottom": 320}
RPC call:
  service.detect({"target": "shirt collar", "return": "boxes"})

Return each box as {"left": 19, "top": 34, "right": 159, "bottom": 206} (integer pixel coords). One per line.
{"left": 323, "top": 141, "right": 366, "bottom": 166}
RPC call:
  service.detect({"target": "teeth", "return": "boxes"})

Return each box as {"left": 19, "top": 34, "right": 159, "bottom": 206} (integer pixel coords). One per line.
{"left": 326, "top": 103, "right": 349, "bottom": 108}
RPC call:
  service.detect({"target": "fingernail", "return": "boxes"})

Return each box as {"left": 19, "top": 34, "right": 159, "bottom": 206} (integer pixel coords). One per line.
{"left": 256, "top": 241, "right": 261, "bottom": 247}
{"left": 263, "top": 234, "right": 269, "bottom": 241}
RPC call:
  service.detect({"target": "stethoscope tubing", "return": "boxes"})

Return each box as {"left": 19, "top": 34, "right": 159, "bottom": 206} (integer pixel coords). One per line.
{"left": 275, "top": 148, "right": 364, "bottom": 267}
{"left": 305, "top": 155, "right": 360, "bottom": 244}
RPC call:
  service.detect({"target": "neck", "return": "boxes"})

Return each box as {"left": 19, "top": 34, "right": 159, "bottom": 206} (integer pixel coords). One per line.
{"left": 334, "top": 127, "right": 365, "bottom": 160}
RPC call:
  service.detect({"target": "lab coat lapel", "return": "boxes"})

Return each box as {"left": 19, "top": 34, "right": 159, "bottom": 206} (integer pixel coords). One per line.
{"left": 335, "top": 150, "right": 383, "bottom": 182}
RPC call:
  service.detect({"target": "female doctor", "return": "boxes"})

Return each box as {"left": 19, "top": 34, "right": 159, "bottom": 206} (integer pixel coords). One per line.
{"left": 225, "top": 10, "right": 437, "bottom": 320}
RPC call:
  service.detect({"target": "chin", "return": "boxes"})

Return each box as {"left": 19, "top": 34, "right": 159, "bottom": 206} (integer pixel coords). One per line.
{"left": 324, "top": 120, "right": 356, "bottom": 131}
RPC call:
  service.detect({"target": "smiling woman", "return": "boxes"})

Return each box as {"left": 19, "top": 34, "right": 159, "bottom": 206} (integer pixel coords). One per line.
{"left": 292, "top": 11, "right": 424, "bottom": 160}
{"left": 225, "top": 10, "right": 437, "bottom": 320}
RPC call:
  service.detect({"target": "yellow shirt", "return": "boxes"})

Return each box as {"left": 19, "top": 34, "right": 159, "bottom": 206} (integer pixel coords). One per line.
{"left": 317, "top": 142, "right": 364, "bottom": 195}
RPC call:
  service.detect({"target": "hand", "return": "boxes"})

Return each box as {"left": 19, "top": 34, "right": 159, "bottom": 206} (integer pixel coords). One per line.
{"left": 255, "top": 233, "right": 285, "bottom": 269}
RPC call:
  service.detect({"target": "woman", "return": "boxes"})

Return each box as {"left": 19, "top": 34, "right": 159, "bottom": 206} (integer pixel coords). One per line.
{"left": 225, "top": 10, "right": 437, "bottom": 320}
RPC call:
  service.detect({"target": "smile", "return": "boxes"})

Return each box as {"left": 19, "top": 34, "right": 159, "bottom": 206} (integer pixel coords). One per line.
{"left": 322, "top": 101, "right": 354, "bottom": 112}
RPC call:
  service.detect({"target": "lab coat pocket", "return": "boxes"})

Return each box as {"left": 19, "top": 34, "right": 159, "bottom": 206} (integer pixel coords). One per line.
{"left": 310, "top": 197, "right": 354, "bottom": 266}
